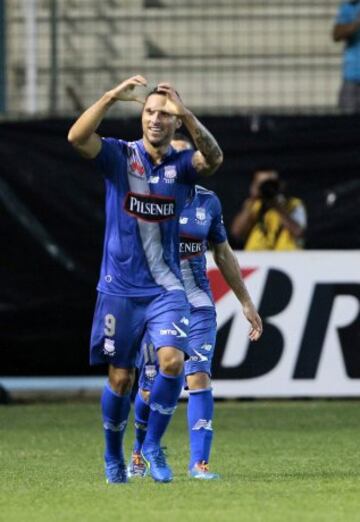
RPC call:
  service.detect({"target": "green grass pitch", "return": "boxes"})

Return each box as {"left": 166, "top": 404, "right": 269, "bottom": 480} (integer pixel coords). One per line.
{"left": 1, "top": 400, "right": 359, "bottom": 522}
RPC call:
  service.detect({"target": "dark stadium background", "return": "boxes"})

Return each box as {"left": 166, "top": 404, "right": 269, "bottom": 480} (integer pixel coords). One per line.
{"left": 1, "top": 115, "right": 360, "bottom": 377}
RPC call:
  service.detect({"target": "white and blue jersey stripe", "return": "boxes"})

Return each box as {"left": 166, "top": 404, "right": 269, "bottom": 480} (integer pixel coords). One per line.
{"left": 94, "top": 138, "right": 198, "bottom": 297}
{"left": 179, "top": 185, "right": 227, "bottom": 309}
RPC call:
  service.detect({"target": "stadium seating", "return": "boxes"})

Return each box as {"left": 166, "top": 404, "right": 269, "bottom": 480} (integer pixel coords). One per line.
{"left": 6, "top": 0, "right": 342, "bottom": 115}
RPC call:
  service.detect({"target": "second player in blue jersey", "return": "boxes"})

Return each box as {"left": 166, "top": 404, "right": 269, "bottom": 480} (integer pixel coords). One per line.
{"left": 128, "top": 135, "right": 263, "bottom": 480}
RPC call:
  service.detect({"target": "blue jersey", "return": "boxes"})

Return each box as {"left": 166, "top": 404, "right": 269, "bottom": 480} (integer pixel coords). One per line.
{"left": 336, "top": 1, "right": 360, "bottom": 81}
{"left": 179, "top": 185, "right": 227, "bottom": 309}
{"left": 94, "top": 138, "right": 197, "bottom": 296}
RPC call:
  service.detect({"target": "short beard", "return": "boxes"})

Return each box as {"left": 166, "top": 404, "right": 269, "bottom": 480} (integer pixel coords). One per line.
{"left": 146, "top": 131, "right": 172, "bottom": 148}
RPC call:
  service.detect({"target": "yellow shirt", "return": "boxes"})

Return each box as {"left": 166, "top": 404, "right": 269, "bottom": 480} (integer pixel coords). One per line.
{"left": 245, "top": 198, "right": 305, "bottom": 251}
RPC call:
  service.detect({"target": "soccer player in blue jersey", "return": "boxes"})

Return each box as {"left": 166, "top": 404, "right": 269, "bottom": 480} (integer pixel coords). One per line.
{"left": 67, "top": 76, "right": 223, "bottom": 483}
{"left": 128, "top": 135, "right": 263, "bottom": 480}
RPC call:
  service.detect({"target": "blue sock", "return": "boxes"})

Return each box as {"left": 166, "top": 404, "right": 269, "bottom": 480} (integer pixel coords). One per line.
{"left": 101, "top": 382, "right": 131, "bottom": 465}
{"left": 143, "top": 371, "right": 183, "bottom": 449}
{"left": 187, "top": 388, "right": 214, "bottom": 469}
{"left": 133, "top": 391, "right": 150, "bottom": 453}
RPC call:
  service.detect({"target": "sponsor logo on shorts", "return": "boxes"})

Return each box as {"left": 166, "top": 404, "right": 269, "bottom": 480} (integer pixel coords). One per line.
{"left": 180, "top": 316, "right": 189, "bottom": 326}
{"left": 105, "top": 274, "right": 112, "bottom": 283}
{"left": 159, "top": 322, "right": 188, "bottom": 338}
{"left": 104, "top": 338, "right": 115, "bottom": 356}
{"left": 160, "top": 328, "right": 178, "bottom": 336}
{"left": 201, "top": 343, "right": 213, "bottom": 352}
{"left": 124, "top": 192, "right": 176, "bottom": 222}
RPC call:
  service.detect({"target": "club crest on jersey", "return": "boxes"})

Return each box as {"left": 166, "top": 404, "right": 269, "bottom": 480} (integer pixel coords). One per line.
{"left": 164, "top": 165, "right": 177, "bottom": 184}
{"left": 104, "top": 338, "right": 115, "bottom": 356}
{"left": 125, "top": 192, "right": 176, "bottom": 222}
{"left": 196, "top": 207, "right": 206, "bottom": 223}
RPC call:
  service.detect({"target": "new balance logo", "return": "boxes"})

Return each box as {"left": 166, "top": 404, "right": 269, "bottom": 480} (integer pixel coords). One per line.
{"left": 192, "top": 419, "right": 213, "bottom": 431}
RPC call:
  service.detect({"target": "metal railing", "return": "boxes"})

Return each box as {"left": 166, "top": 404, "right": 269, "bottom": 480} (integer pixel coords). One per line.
{"left": 3, "top": 0, "right": 346, "bottom": 117}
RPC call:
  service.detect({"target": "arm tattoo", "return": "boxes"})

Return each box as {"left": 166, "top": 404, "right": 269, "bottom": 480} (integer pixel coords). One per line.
{"left": 193, "top": 126, "right": 223, "bottom": 165}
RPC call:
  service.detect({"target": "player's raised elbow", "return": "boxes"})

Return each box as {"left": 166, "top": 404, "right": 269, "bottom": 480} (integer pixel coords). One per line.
{"left": 207, "top": 150, "right": 224, "bottom": 176}
{"left": 67, "top": 130, "right": 101, "bottom": 158}
{"left": 214, "top": 150, "right": 224, "bottom": 169}
{"left": 67, "top": 127, "right": 80, "bottom": 147}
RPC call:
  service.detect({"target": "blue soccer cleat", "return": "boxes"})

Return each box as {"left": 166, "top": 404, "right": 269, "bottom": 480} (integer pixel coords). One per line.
{"left": 127, "top": 451, "right": 148, "bottom": 478}
{"left": 189, "top": 461, "right": 220, "bottom": 480}
{"left": 141, "top": 446, "right": 173, "bottom": 483}
{"left": 105, "top": 460, "right": 128, "bottom": 484}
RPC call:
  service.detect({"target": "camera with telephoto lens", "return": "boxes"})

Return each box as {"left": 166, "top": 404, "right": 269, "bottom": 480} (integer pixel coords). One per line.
{"left": 258, "top": 179, "right": 281, "bottom": 200}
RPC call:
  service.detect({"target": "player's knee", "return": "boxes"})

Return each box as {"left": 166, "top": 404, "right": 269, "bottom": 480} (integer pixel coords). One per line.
{"left": 160, "top": 354, "right": 184, "bottom": 376}
{"left": 108, "top": 367, "right": 135, "bottom": 395}
{"left": 187, "top": 372, "right": 211, "bottom": 390}
{"left": 140, "top": 389, "right": 150, "bottom": 403}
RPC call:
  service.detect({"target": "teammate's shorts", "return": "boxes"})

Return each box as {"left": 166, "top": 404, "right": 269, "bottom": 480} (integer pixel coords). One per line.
{"left": 90, "top": 289, "right": 190, "bottom": 368}
{"left": 184, "top": 307, "right": 217, "bottom": 377}
{"left": 137, "top": 307, "right": 217, "bottom": 389}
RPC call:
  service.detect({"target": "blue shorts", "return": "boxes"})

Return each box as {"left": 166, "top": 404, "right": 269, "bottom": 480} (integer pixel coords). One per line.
{"left": 184, "top": 307, "right": 217, "bottom": 377}
{"left": 138, "top": 307, "right": 217, "bottom": 389}
{"left": 90, "top": 290, "right": 190, "bottom": 368}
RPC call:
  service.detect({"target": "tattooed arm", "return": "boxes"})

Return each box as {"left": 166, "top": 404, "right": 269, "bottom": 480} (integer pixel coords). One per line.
{"left": 180, "top": 112, "right": 223, "bottom": 176}
{"left": 156, "top": 83, "right": 224, "bottom": 176}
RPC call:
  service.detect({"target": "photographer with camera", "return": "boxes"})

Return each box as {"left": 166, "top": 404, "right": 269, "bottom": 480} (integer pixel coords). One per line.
{"left": 230, "top": 170, "right": 306, "bottom": 250}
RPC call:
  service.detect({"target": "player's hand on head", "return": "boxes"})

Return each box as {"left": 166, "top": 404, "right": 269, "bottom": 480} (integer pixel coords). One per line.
{"left": 156, "top": 83, "right": 187, "bottom": 116}
{"left": 243, "top": 303, "right": 263, "bottom": 341}
{"left": 108, "top": 75, "right": 148, "bottom": 103}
